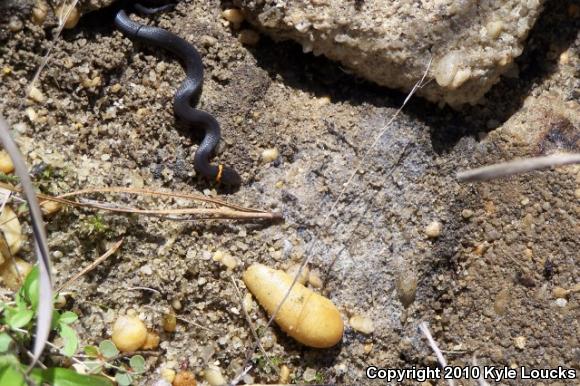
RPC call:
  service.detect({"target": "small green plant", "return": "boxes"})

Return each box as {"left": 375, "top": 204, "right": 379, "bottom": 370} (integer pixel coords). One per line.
{"left": 84, "top": 214, "right": 110, "bottom": 235}
{"left": 0, "top": 267, "right": 114, "bottom": 386}
{"left": 82, "top": 340, "right": 146, "bottom": 386}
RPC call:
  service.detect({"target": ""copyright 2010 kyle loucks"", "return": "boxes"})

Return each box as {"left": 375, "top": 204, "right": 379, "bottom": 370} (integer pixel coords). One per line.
{"left": 365, "top": 365, "right": 577, "bottom": 382}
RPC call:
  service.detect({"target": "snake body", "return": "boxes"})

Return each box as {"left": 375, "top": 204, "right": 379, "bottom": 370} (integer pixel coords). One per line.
{"left": 114, "top": 5, "right": 241, "bottom": 186}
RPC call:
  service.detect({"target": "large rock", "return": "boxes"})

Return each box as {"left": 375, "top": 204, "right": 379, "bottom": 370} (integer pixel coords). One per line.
{"left": 235, "top": 0, "right": 545, "bottom": 107}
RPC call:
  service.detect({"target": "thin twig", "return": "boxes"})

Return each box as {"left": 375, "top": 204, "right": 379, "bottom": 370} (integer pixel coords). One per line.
{"left": 457, "top": 153, "right": 580, "bottom": 182}
{"left": 0, "top": 183, "right": 282, "bottom": 221}
{"left": 419, "top": 322, "right": 454, "bottom": 386}
{"left": 57, "top": 239, "right": 124, "bottom": 292}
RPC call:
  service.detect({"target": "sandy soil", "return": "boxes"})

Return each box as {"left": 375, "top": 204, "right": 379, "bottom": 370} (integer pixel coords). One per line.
{"left": 0, "top": 0, "right": 578, "bottom": 385}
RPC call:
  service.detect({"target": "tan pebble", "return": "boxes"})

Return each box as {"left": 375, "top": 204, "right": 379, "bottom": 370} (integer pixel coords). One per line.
{"left": 308, "top": 271, "right": 323, "bottom": 288}
{"left": 161, "top": 368, "right": 176, "bottom": 383}
{"left": 57, "top": 4, "right": 80, "bottom": 29}
{"left": 274, "top": 180, "right": 284, "bottom": 188}
{"left": 559, "top": 51, "right": 570, "bottom": 65}
{"left": 2, "top": 67, "right": 12, "bottom": 75}
{"left": 450, "top": 68, "right": 471, "bottom": 88}
{"left": 364, "top": 342, "right": 373, "bottom": 354}
{"left": 141, "top": 331, "right": 160, "bottom": 350}
{"left": 0, "top": 258, "right": 33, "bottom": 290}
{"left": 286, "top": 263, "right": 309, "bottom": 285}
{"left": 425, "top": 221, "right": 442, "bottom": 238}
{"left": 0, "top": 206, "right": 23, "bottom": 256}
{"left": 212, "top": 250, "right": 225, "bottom": 262}
{"left": 514, "top": 336, "right": 526, "bottom": 350}
{"left": 203, "top": 365, "right": 226, "bottom": 386}
{"left": 82, "top": 76, "right": 101, "bottom": 89}
{"left": 31, "top": 1, "right": 48, "bottom": 25}
{"left": 243, "top": 263, "right": 343, "bottom": 348}
{"left": 261, "top": 147, "right": 279, "bottom": 163}
{"left": 163, "top": 313, "right": 177, "bottom": 332}
{"left": 40, "top": 200, "right": 62, "bottom": 217}
{"left": 171, "top": 298, "right": 182, "bottom": 311}
{"left": 494, "top": 288, "right": 510, "bottom": 315}
{"left": 552, "top": 287, "right": 569, "bottom": 299}
{"left": 396, "top": 272, "right": 417, "bottom": 308}
{"left": 0, "top": 151, "right": 14, "bottom": 174}
{"left": 8, "top": 18, "right": 23, "bottom": 32}
{"left": 242, "top": 292, "right": 254, "bottom": 313}
{"left": 54, "top": 293, "right": 67, "bottom": 309}
{"left": 461, "top": 209, "right": 474, "bottom": 219}
{"left": 173, "top": 371, "right": 196, "bottom": 386}
{"left": 136, "top": 108, "right": 148, "bottom": 117}
{"left": 279, "top": 365, "right": 290, "bottom": 384}
{"left": 349, "top": 315, "right": 375, "bottom": 334}
{"left": 221, "top": 254, "right": 238, "bottom": 270}
{"left": 27, "top": 85, "right": 45, "bottom": 103}
{"left": 574, "top": 188, "right": 580, "bottom": 199}
{"left": 111, "top": 315, "right": 148, "bottom": 352}
{"left": 25, "top": 107, "right": 38, "bottom": 122}
{"left": 434, "top": 51, "right": 461, "bottom": 87}
{"left": 571, "top": 283, "right": 580, "bottom": 293}
{"left": 110, "top": 84, "right": 122, "bottom": 93}
{"left": 238, "top": 29, "right": 260, "bottom": 45}
{"left": 222, "top": 8, "right": 245, "bottom": 24}
{"left": 486, "top": 21, "right": 504, "bottom": 39}
{"left": 473, "top": 242, "right": 488, "bottom": 256}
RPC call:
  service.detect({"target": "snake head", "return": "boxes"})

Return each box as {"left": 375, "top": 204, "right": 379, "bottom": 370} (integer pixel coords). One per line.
{"left": 219, "top": 166, "right": 242, "bottom": 186}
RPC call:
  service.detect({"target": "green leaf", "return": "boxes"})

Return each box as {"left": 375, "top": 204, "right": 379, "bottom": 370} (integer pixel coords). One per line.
{"left": 59, "top": 324, "right": 78, "bottom": 357}
{"left": 115, "top": 372, "right": 132, "bottom": 386}
{"left": 18, "top": 266, "right": 39, "bottom": 310}
{"left": 83, "top": 360, "right": 104, "bottom": 374}
{"left": 129, "top": 355, "right": 145, "bottom": 373}
{"left": 6, "top": 309, "right": 33, "bottom": 329}
{"left": 59, "top": 311, "right": 78, "bottom": 325}
{"left": 84, "top": 345, "right": 100, "bottom": 357}
{"left": 29, "top": 367, "right": 114, "bottom": 386}
{"left": 0, "top": 333, "right": 13, "bottom": 353}
{"left": 99, "top": 340, "right": 118, "bottom": 359}
{"left": 0, "top": 362, "right": 26, "bottom": 386}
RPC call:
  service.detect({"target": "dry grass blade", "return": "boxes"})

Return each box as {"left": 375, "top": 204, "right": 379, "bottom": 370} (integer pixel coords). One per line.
{"left": 57, "top": 238, "right": 124, "bottom": 292}
{"left": 0, "top": 184, "right": 282, "bottom": 221}
{"left": 457, "top": 153, "right": 580, "bottom": 182}
{"left": 419, "top": 322, "right": 454, "bottom": 386}
{"left": 0, "top": 116, "right": 53, "bottom": 370}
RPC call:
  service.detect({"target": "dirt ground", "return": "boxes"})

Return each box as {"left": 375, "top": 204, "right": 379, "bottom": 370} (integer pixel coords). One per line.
{"left": 0, "top": 0, "right": 578, "bottom": 385}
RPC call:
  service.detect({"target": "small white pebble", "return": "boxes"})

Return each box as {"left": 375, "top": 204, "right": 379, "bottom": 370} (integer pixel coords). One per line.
{"left": 555, "top": 298, "right": 567, "bottom": 307}
{"left": 140, "top": 265, "right": 153, "bottom": 275}
{"left": 514, "top": 336, "right": 526, "bottom": 349}
{"left": 425, "top": 221, "right": 442, "bottom": 238}
{"left": 261, "top": 147, "right": 279, "bottom": 163}
{"left": 486, "top": 21, "right": 504, "bottom": 39}
{"left": 461, "top": 209, "right": 474, "bottom": 219}
{"left": 349, "top": 314, "right": 375, "bottom": 334}
{"left": 204, "top": 365, "right": 226, "bottom": 386}
{"left": 303, "top": 368, "right": 317, "bottom": 383}
{"left": 27, "top": 85, "right": 45, "bottom": 103}
{"left": 434, "top": 51, "right": 461, "bottom": 87}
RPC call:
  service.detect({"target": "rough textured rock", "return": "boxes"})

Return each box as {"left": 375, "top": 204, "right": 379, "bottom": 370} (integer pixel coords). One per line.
{"left": 235, "top": 0, "right": 545, "bottom": 107}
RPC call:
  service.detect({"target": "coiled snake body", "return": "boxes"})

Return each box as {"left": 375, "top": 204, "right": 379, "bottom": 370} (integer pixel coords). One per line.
{"left": 114, "top": 2, "right": 241, "bottom": 186}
